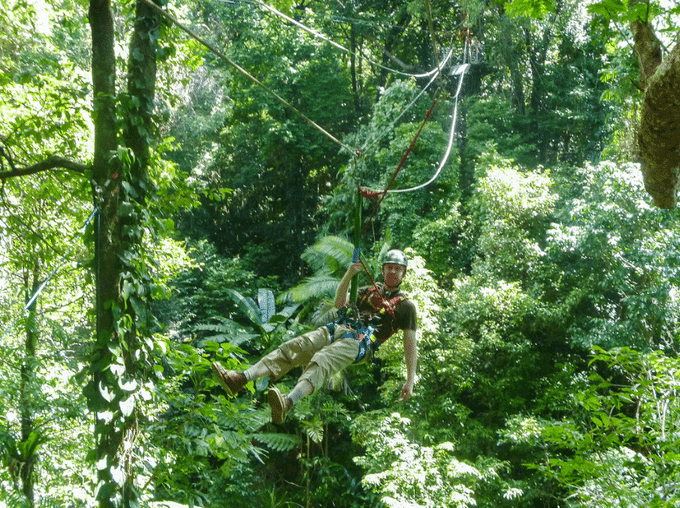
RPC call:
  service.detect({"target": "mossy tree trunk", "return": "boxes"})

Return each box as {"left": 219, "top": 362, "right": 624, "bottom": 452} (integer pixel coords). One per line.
{"left": 88, "top": 0, "right": 159, "bottom": 506}
{"left": 630, "top": 0, "right": 680, "bottom": 208}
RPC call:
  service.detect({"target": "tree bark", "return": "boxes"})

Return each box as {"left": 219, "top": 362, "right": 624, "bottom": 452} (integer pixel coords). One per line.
{"left": 0, "top": 156, "right": 87, "bottom": 179}
{"left": 19, "top": 275, "right": 39, "bottom": 508}
{"left": 124, "top": 0, "right": 159, "bottom": 194}
{"left": 87, "top": 0, "right": 160, "bottom": 503}
{"left": 350, "top": 23, "right": 360, "bottom": 113}
{"left": 89, "top": 1, "right": 128, "bottom": 507}
{"left": 629, "top": 2, "right": 680, "bottom": 208}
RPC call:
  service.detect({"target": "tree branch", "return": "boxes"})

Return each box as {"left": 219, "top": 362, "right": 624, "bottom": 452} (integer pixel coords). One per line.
{"left": 0, "top": 156, "right": 89, "bottom": 180}
{"left": 630, "top": 17, "right": 663, "bottom": 90}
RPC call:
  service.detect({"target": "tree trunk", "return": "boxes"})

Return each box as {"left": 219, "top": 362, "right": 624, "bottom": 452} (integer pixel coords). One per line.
{"left": 350, "top": 23, "right": 360, "bottom": 113}
{"left": 88, "top": 1, "right": 127, "bottom": 507}
{"left": 19, "top": 275, "right": 39, "bottom": 508}
{"left": 636, "top": 41, "right": 680, "bottom": 208}
{"left": 629, "top": 1, "right": 680, "bottom": 208}
{"left": 497, "top": 7, "right": 526, "bottom": 116}
{"left": 125, "top": 0, "right": 159, "bottom": 190}
{"left": 88, "top": 0, "right": 158, "bottom": 505}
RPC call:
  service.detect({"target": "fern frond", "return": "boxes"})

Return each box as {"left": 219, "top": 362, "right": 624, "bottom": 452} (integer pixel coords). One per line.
{"left": 251, "top": 432, "right": 302, "bottom": 452}
{"left": 194, "top": 317, "right": 258, "bottom": 347}
{"left": 216, "top": 407, "right": 271, "bottom": 432}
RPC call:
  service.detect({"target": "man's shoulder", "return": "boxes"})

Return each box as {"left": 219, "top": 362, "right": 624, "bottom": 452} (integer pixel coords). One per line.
{"left": 395, "top": 295, "right": 416, "bottom": 313}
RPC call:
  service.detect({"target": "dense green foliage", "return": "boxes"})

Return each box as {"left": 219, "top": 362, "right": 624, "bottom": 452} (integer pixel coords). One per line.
{"left": 2, "top": 0, "right": 680, "bottom": 507}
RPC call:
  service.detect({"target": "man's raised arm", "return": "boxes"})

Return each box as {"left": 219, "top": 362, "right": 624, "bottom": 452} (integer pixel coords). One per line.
{"left": 334, "top": 263, "right": 362, "bottom": 309}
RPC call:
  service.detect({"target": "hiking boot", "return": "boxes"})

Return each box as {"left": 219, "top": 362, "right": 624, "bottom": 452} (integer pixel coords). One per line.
{"left": 269, "top": 387, "right": 293, "bottom": 424}
{"left": 212, "top": 362, "right": 247, "bottom": 396}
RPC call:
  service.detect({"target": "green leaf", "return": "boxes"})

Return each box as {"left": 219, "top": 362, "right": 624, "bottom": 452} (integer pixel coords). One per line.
{"left": 504, "top": 0, "right": 555, "bottom": 19}
{"left": 587, "top": 0, "right": 625, "bottom": 18}
{"left": 119, "top": 396, "right": 135, "bottom": 417}
{"left": 258, "top": 288, "right": 276, "bottom": 324}
{"left": 226, "top": 288, "right": 262, "bottom": 326}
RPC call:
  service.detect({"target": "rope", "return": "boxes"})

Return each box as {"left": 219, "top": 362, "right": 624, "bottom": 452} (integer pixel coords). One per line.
{"left": 351, "top": 55, "right": 470, "bottom": 286}
{"left": 359, "top": 98, "right": 437, "bottom": 236}
{"left": 0, "top": 208, "right": 98, "bottom": 343}
{"left": 389, "top": 62, "right": 469, "bottom": 193}
{"left": 142, "top": 0, "right": 359, "bottom": 156}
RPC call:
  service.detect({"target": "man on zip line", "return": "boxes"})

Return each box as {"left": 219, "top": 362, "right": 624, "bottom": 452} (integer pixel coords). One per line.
{"left": 212, "top": 249, "right": 418, "bottom": 424}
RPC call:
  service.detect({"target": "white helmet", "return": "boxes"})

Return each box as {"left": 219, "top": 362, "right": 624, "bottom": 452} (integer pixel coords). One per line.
{"left": 383, "top": 249, "right": 408, "bottom": 269}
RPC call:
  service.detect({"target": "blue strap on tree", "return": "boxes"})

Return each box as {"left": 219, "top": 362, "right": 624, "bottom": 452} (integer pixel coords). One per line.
{"left": 352, "top": 247, "right": 360, "bottom": 263}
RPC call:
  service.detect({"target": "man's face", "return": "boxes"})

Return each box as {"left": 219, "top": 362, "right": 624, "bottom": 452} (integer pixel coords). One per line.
{"left": 383, "top": 263, "right": 405, "bottom": 289}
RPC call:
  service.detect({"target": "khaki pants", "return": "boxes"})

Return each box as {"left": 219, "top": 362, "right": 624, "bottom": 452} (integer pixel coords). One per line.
{"left": 260, "top": 324, "right": 360, "bottom": 392}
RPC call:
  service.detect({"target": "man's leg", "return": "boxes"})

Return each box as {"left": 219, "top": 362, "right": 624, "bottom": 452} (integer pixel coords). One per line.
{"left": 213, "top": 326, "right": 331, "bottom": 396}
{"left": 269, "top": 329, "right": 359, "bottom": 423}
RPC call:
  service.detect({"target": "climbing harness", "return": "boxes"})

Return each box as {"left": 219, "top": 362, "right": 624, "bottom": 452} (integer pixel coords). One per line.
{"left": 327, "top": 283, "right": 406, "bottom": 364}
{"left": 326, "top": 307, "right": 380, "bottom": 363}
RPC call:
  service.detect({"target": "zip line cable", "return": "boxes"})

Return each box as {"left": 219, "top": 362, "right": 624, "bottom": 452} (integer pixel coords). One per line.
{"left": 257, "top": 0, "right": 455, "bottom": 157}
{"left": 253, "top": 0, "right": 448, "bottom": 79}
{"left": 0, "top": 208, "right": 98, "bottom": 343}
{"left": 220, "top": 0, "right": 457, "bottom": 155}
{"left": 146, "top": 0, "right": 466, "bottom": 220}
{"left": 142, "top": 0, "right": 359, "bottom": 156}
{"left": 147, "top": 0, "right": 462, "bottom": 169}
{"left": 388, "top": 62, "right": 468, "bottom": 193}
{"left": 359, "top": 48, "right": 453, "bottom": 155}
{"left": 210, "top": 1, "right": 463, "bottom": 236}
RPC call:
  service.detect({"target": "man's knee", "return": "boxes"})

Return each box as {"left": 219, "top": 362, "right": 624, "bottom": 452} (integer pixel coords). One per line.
{"left": 299, "top": 363, "right": 326, "bottom": 392}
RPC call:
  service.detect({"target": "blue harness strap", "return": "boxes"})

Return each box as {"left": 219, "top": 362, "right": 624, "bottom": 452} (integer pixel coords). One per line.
{"left": 354, "top": 321, "right": 379, "bottom": 363}
{"left": 327, "top": 307, "right": 381, "bottom": 363}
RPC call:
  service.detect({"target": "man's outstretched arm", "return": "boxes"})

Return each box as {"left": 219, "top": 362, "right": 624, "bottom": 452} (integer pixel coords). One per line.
{"left": 399, "top": 328, "right": 417, "bottom": 402}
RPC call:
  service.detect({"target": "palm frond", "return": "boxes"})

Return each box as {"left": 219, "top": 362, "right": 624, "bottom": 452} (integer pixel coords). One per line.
{"left": 279, "top": 275, "right": 340, "bottom": 304}
{"left": 301, "top": 236, "right": 353, "bottom": 275}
